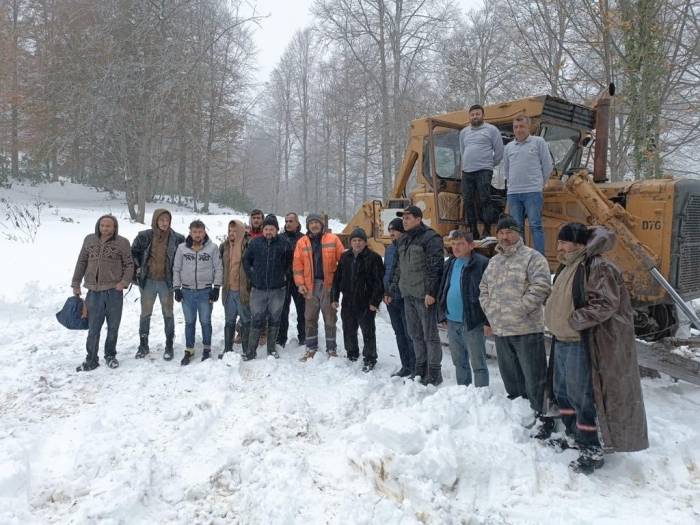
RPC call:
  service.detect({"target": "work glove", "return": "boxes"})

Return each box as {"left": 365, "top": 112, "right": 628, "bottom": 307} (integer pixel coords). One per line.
{"left": 209, "top": 287, "right": 220, "bottom": 302}
{"left": 174, "top": 289, "right": 183, "bottom": 303}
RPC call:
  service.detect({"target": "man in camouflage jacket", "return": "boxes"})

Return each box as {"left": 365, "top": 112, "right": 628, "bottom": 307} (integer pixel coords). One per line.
{"left": 480, "top": 215, "right": 553, "bottom": 436}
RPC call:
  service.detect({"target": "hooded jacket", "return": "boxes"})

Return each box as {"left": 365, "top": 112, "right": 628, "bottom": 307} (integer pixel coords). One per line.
{"left": 243, "top": 233, "right": 292, "bottom": 290}
{"left": 293, "top": 224, "right": 345, "bottom": 291}
{"left": 220, "top": 220, "right": 251, "bottom": 305}
{"left": 479, "top": 238, "right": 551, "bottom": 336}
{"left": 389, "top": 222, "right": 444, "bottom": 299}
{"left": 131, "top": 209, "right": 185, "bottom": 289}
{"left": 71, "top": 215, "right": 134, "bottom": 291}
{"left": 331, "top": 246, "right": 384, "bottom": 311}
{"left": 552, "top": 227, "right": 648, "bottom": 452}
{"left": 173, "top": 234, "right": 223, "bottom": 290}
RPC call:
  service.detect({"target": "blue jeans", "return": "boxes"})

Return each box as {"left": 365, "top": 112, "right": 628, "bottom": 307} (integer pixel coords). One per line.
{"left": 447, "top": 321, "right": 489, "bottom": 387}
{"left": 553, "top": 340, "right": 599, "bottom": 447}
{"left": 223, "top": 291, "right": 250, "bottom": 328}
{"left": 182, "top": 288, "right": 213, "bottom": 349}
{"left": 507, "top": 192, "right": 544, "bottom": 254}
{"left": 387, "top": 299, "right": 415, "bottom": 372}
{"left": 139, "top": 280, "right": 174, "bottom": 339}
{"left": 85, "top": 289, "right": 124, "bottom": 363}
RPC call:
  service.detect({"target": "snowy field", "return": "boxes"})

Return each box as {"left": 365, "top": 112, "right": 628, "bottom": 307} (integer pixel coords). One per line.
{"left": 0, "top": 181, "right": 699, "bottom": 525}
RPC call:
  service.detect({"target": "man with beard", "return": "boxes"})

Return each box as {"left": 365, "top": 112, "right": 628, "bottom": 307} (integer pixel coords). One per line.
{"left": 248, "top": 209, "right": 264, "bottom": 239}
{"left": 459, "top": 104, "right": 504, "bottom": 239}
{"left": 479, "top": 215, "right": 553, "bottom": 436}
{"left": 544, "top": 223, "right": 648, "bottom": 474}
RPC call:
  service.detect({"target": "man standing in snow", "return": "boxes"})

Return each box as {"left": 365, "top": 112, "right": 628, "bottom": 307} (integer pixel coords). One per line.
{"left": 545, "top": 223, "right": 648, "bottom": 474}
{"left": 131, "top": 209, "right": 185, "bottom": 361}
{"left": 219, "top": 219, "right": 251, "bottom": 359}
{"left": 243, "top": 215, "right": 293, "bottom": 359}
{"left": 332, "top": 228, "right": 384, "bottom": 372}
{"left": 387, "top": 205, "right": 445, "bottom": 386}
{"left": 277, "top": 212, "right": 306, "bottom": 348}
{"left": 438, "top": 230, "right": 490, "bottom": 387}
{"left": 479, "top": 215, "right": 553, "bottom": 436}
{"left": 248, "top": 209, "right": 264, "bottom": 239}
{"left": 383, "top": 218, "right": 415, "bottom": 377}
{"left": 172, "top": 220, "right": 223, "bottom": 365}
{"left": 293, "top": 213, "right": 345, "bottom": 360}
{"left": 460, "top": 104, "right": 504, "bottom": 239}
{"left": 502, "top": 114, "right": 553, "bottom": 254}
{"left": 71, "top": 214, "right": 134, "bottom": 371}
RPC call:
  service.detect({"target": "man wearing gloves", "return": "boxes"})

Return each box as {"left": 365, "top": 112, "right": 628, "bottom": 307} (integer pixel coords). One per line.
{"left": 332, "top": 228, "right": 384, "bottom": 372}
{"left": 173, "top": 220, "right": 223, "bottom": 365}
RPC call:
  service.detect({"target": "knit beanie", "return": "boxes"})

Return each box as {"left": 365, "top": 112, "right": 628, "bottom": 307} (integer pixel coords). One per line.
{"left": 558, "top": 222, "right": 590, "bottom": 245}
{"left": 388, "top": 218, "right": 404, "bottom": 232}
{"left": 349, "top": 228, "right": 368, "bottom": 242}
{"left": 496, "top": 215, "right": 521, "bottom": 233}
{"left": 263, "top": 214, "right": 279, "bottom": 230}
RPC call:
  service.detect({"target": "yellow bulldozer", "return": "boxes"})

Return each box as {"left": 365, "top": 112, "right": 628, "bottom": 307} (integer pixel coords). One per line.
{"left": 341, "top": 88, "right": 700, "bottom": 343}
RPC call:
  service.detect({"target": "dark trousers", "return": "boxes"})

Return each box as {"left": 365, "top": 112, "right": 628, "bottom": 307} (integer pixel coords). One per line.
{"left": 461, "top": 169, "right": 494, "bottom": 236}
{"left": 250, "top": 287, "right": 286, "bottom": 329}
{"left": 404, "top": 296, "right": 442, "bottom": 369}
{"left": 341, "top": 304, "right": 377, "bottom": 363}
{"left": 495, "top": 332, "right": 547, "bottom": 413}
{"left": 85, "top": 289, "right": 124, "bottom": 363}
{"left": 387, "top": 299, "right": 415, "bottom": 372}
{"left": 553, "top": 340, "right": 600, "bottom": 447}
{"left": 278, "top": 281, "right": 305, "bottom": 346}
{"left": 139, "top": 279, "right": 174, "bottom": 340}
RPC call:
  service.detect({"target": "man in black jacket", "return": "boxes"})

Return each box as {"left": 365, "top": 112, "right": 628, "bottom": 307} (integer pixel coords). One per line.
{"left": 243, "top": 215, "right": 292, "bottom": 359}
{"left": 332, "top": 228, "right": 384, "bottom": 372}
{"left": 387, "top": 205, "right": 445, "bottom": 385}
{"left": 131, "top": 209, "right": 185, "bottom": 361}
{"left": 438, "top": 230, "right": 490, "bottom": 387}
{"left": 277, "top": 212, "right": 306, "bottom": 347}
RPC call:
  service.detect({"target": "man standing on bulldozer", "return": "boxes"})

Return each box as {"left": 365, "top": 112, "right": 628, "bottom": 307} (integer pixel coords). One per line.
{"left": 459, "top": 104, "right": 503, "bottom": 240}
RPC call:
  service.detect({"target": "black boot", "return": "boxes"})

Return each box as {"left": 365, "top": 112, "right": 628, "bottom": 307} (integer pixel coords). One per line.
{"left": 181, "top": 349, "right": 193, "bottom": 366}
{"left": 76, "top": 360, "right": 99, "bottom": 372}
{"left": 421, "top": 366, "right": 443, "bottom": 386}
{"left": 243, "top": 326, "right": 259, "bottom": 361}
{"left": 267, "top": 326, "right": 280, "bottom": 358}
{"left": 411, "top": 361, "right": 427, "bottom": 381}
{"left": 164, "top": 336, "right": 174, "bottom": 361}
{"left": 219, "top": 324, "right": 234, "bottom": 359}
{"left": 201, "top": 348, "right": 211, "bottom": 361}
{"left": 570, "top": 445, "right": 605, "bottom": 474}
{"left": 362, "top": 360, "right": 376, "bottom": 373}
{"left": 533, "top": 416, "right": 556, "bottom": 440}
{"left": 135, "top": 335, "right": 149, "bottom": 359}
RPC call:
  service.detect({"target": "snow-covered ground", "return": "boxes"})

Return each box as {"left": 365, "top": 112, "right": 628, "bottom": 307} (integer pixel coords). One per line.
{"left": 0, "top": 182, "right": 699, "bottom": 524}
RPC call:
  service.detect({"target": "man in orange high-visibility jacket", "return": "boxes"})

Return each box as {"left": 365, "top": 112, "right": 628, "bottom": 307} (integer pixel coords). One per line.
{"left": 294, "top": 213, "right": 345, "bottom": 360}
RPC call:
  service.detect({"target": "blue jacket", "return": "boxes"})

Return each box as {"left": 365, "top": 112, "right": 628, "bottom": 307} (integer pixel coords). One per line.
{"left": 438, "top": 253, "right": 489, "bottom": 330}
{"left": 243, "top": 235, "right": 292, "bottom": 290}
{"left": 383, "top": 242, "right": 402, "bottom": 301}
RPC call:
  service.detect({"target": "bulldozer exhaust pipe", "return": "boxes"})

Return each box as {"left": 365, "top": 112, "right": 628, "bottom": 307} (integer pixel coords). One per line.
{"left": 593, "top": 94, "right": 611, "bottom": 183}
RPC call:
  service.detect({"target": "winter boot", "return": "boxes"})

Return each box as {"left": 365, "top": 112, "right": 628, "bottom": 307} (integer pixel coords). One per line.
{"left": 201, "top": 348, "right": 211, "bottom": 362}
{"left": 135, "top": 335, "right": 150, "bottom": 359}
{"left": 362, "top": 360, "right": 376, "bottom": 373}
{"left": 327, "top": 348, "right": 338, "bottom": 358}
{"left": 411, "top": 362, "right": 427, "bottom": 381}
{"left": 164, "top": 336, "right": 174, "bottom": 361}
{"left": 76, "top": 360, "right": 99, "bottom": 372}
{"left": 106, "top": 356, "right": 120, "bottom": 369}
{"left": 546, "top": 435, "right": 578, "bottom": 453}
{"left": 247, "top": 327, "right": 261, "bottom": 361}
{"left": 391, "top": 367, "right": 411, "bottom": 378}
{"left": 421, "top": 366, "right": 443, "bottom": 386}
{"left": 267, "top": 326, "right": 280, "bottom": 359}
{"left": 570, "top": 446, "right": 605, "bottom": 474}
{"left": 533, "top": 416, "right": 556, "bottom": 440}
{"left": 240, "top": 323, "right": 252, "bottom": 359}
{"left": 181, "top": 349, "right": 194, "bottom": 366}
{"left": 219, "top": 325, "right": 234, "bottom": 359}
{"left": 299, "top": 350, "right": 316, "bottom": 361}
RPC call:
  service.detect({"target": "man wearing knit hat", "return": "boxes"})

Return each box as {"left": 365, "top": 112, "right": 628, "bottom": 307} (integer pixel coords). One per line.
{"left": 544, "top": 222, "right": 648, "bottom": 474}
{"left": 242, "top": 214, "right": 292, "bottom": 359}
{"left": 293, "top": 213, "right": 345, "bottom": 360}
{"left": 383, "top": 218, "right": 415, "bottom": 377}
{"left": 331, "top": 228, "right": 384, "bottom": 372}
{"left": 479, "top": 215, "right": 553, "bottom": 435}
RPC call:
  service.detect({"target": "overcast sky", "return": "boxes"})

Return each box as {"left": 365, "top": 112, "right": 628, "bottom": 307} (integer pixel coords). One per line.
{"left": 251, "top": 0, "right": 483, "bottom": 84}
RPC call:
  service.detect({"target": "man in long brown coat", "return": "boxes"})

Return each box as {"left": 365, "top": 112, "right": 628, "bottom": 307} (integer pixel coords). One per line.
{"left": 545, "top": 223, "right": 648, "bottom": 474}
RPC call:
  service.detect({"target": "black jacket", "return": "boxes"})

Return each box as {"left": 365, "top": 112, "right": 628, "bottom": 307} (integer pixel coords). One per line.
{"left": 332, "top": 247, "right": 384, "bottom": 311}
{"left": 243, "top": 235, "right": 292, "bottom": 290}
{"left": 438, "top": 253, "right": 489, "bottom": 330}
{"left": 131, "top": 228, "right": 185, "bottom": 289}
{"left": 389, "top": 222, "right": 444, "bottom": 299}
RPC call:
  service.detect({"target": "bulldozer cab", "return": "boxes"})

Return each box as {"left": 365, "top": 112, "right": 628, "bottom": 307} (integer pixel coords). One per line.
{"left": 356, "top": 96, "right": 596, "bottom": 252}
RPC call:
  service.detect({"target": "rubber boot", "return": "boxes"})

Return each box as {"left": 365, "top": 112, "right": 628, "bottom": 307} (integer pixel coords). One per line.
{"left": 244, "top": 326, "right": 260, "bottom": 361}
{"left": 240, "top": 323, "right": 251, "bottom": 358}
{"left": 267, "top": 326, "right": 280, "bottom": 358}
{"left": 135, "top": 335, "right": 149, "bottom": 358}
{"left": 219, "top": 324, "right": 234, "bottom": 359}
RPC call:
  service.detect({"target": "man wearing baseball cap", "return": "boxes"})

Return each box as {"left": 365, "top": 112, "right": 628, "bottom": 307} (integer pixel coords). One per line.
{"left": 387, "top": 205, "right": 445, "bottom": 385}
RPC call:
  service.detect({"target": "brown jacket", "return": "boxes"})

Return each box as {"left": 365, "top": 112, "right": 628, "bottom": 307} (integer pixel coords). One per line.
{"left": 564, "top": 227, "right": 649, "bottom": 452}
{"left": 220, "top": 220, "right": 251, "bottom": 305}
{"left": 71, "top": 215, "right": 134, "bottom": 291}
